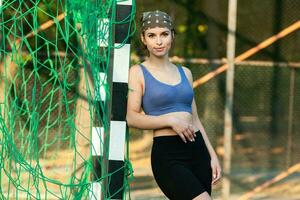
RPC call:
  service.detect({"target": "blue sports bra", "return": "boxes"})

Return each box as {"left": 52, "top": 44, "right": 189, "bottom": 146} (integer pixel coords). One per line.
{"left": 140, "top": 64, "right": 194, "bottom": 116}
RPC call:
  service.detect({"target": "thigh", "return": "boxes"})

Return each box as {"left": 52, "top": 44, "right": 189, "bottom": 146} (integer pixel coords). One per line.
{"left": 191, "top": 163, "right": 212, "bottom": 195}
{"left": 169, "top": 164, "right": 208, "bottom": 200}
{"left": 151, "top": 135, "right": 211, "bottom": 200}
{"left": 190, "top": 132, "right": 212, "bottom": 195}
{"left": 152, "top": 149, "right": 208, "bottom": 200}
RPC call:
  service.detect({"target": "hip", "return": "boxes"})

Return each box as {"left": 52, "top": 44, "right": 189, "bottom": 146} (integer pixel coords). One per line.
{"left": 151, "top": 130, "right": 211, "bottom": 164}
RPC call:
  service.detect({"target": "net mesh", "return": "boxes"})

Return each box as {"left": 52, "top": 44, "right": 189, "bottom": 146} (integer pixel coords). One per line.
{"left": 0, "top": 0, "right": 135, "bottom": 199}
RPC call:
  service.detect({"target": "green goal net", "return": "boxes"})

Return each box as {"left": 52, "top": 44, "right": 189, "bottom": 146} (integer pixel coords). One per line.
{"left": 0, "top": 0, "right": 135, "bottom": 199}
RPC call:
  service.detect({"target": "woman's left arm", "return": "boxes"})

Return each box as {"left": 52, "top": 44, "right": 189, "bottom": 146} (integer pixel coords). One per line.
{"left": 183, "top": 66, "right": 222, "bottom": 185}
{"left": 191, "top": 98, "right": 221, "bottom": 185}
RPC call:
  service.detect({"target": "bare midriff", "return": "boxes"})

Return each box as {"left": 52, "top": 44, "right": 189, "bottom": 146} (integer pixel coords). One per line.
{"left": 153, "top": 111, "right": 197, "bottom": 137}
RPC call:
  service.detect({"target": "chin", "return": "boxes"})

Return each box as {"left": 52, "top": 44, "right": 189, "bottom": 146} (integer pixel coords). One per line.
{"left": 154, "top": 53, "right": 168, "bottom": 58}
{"left": 152, "top": 51, "right": 168, "bottom": 57}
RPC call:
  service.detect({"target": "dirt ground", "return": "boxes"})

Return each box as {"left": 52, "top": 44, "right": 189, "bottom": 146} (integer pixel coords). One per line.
{"left": 1, "top": 130, "right": 300, "bottom": 200}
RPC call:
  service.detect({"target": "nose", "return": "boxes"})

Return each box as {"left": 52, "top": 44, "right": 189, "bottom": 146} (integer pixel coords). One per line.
{"left": 156, "top": 36, "right": 162, "bottom": 45}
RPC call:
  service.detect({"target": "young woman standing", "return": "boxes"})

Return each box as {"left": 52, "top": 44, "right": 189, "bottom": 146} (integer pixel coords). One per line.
{"left": 126, "top": 10, "right": 221, "bottom": 200}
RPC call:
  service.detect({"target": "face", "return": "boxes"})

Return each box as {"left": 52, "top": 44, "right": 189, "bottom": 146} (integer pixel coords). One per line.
{"left": 141, "top": 27, "right": 173, "bottom": 57}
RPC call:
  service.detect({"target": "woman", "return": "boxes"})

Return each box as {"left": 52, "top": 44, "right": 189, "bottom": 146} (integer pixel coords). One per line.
{"left": 126, "top": 10, "right": 221, "bottom": 200}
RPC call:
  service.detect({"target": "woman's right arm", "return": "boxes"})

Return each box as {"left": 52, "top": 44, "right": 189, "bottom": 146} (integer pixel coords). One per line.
{"left": 126, "top": 65, "right": 195, "bottom": 142}
{"left": 126, "top": 65, "right": 172, "bottom": 129}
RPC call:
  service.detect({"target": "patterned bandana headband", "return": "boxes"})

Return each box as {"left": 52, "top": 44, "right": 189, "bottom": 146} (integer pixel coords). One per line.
{"left": 141, "top": 10, "right": 174, "bottom": 32}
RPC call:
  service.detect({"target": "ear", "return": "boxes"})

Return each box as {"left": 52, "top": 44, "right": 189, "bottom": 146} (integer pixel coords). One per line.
{"left": 172, "top": 31, "right": 175, "bottom": 41}
{"left": 140, "top": 33, "right": 147, "bottom": 46}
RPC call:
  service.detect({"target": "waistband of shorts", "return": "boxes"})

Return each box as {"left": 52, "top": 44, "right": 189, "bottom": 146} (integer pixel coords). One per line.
{"left": 153, "top": 130, "right": 201, "bottom": 142}
{"left": 152, "top": 130, "right": 204, "bottom": 153}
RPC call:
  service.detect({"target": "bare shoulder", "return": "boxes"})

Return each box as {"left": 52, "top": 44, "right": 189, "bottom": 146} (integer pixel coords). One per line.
{"left": 129, "top": 64, "right": 142, "bottom": 75}
{"left": 181, "top": 65, "right": 193, "bottom": 82}
{"left": 128, "top": 64, "right": 145, "bottom": 93}
{"left": 129, "top": 64, "right": 144, "bottom": 80}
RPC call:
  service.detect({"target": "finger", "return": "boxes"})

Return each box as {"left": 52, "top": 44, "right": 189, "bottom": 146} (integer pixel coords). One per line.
{"left": 178, "top": 132, "right": 187, "bottom": 143}
{"left": 212, "top": 167, "right": 221, "bottom": 185}
{"left": 188, "top": 127, "right": 195, "bottom": 138}
{"left": 189, "top": 125, "right": 197, "bottom": 138}
{"left": 212, "top": 176, "right": 219, "bottom": 185}
{"left": 183, "top": 130, "right": 194, "bottom": 142}
{"left": 186, "top": 127, "right": 195, "bottom": 141}
{"left": 211, "top": 167, "right": 217, "bottom": 183}
{"left": 214, "top": 174, "right": 221, "bottom": 185}
{"left": 212, "top": 177, "right": 220, "bottom": 185}
{"left": 188, "top": 125, "right": 195, "bottom": 134}
{"left": 217, "top": 168, "right": 222, "bottom": 181}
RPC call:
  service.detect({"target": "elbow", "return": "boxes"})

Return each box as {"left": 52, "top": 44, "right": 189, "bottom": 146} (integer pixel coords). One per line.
{"left": 126, "top": 113, "right": 134, "bottom": 127}
{"left": 126, "top": 110, "right": 143, "bottom": 128}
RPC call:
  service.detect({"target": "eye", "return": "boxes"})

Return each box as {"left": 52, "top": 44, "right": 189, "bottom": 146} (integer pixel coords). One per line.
{"left": 162, "top": 32, "right": 169, "bottom": 36}
{"left": 147, "top": 34, "right": 154, "bottom": 38}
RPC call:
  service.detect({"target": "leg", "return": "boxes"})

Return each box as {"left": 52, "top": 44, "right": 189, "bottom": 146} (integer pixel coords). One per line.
{"left": 169, "top": 164, "right": 209, "bottom": 200}
{"left": 190, "top": 132, "right": 213, "bottom": 195}
{"left": 191, "top": 163, "right": 212, "bottom": 195}
{"left": 151, "top": 135, "right": 212, "bottom": 200}
{"left": 192, "top": 192, "right": 212, "bottom": 200}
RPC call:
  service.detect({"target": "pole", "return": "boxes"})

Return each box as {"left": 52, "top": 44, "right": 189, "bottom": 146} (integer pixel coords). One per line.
{"left": 286, "top": 67, "right": 295, "bottom": 168}
{"left": 107, "top": 0, "right": 133, "bottom": 199}
{"left": 90, "top": 2, "right": 112, "bottom": 200}
{"left": 193, "top": 20, "right": 300, "bottom": 88}
{"left": 222, "top": 0, "right": 237, "bottom": 199}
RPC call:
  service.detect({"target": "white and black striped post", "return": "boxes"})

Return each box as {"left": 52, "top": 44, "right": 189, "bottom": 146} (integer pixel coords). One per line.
{"left": 89, "top": 14, "right": 110, "bottom": 200}
{"left": 90, "top": 1, "right": 132, "bottom": 199}
{"left": 90, "top": 70, "right": 106, "bottom": 200}
{"left": 108, "top": 0, "right": 132, "bottom": 199}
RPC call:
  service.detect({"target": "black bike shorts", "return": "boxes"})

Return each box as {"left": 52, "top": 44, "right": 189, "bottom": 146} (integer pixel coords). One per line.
{"left": 151, "top": 130, "right": 212, "bottom": 200}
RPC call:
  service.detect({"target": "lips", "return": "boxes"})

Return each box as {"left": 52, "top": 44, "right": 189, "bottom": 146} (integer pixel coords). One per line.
{"left": 154, "top": 47, "right": 165, "bottom": 52}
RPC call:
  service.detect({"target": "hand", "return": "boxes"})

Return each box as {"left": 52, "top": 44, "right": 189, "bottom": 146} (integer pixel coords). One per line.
{"left": 211, "top": 156, "right": 222, "bottom": 185}
{"left": 168, "top": 117, "right": 196, "bottom": 143}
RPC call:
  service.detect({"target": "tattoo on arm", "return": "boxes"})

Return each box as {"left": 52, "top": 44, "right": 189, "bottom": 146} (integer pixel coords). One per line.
{"left": 128, "top": 87, "right": 134, "bottom": 92}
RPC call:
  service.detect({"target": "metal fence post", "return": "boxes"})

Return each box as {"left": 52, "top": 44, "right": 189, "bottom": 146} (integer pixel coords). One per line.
{"left": 222, "top": 0, "right": 237, "bottom": 199}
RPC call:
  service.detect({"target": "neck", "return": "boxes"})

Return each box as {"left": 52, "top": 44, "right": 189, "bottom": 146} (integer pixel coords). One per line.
{"left": 146, "top": 54, "right": 171, "bottom": 69}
